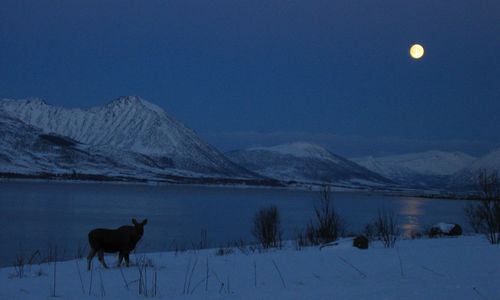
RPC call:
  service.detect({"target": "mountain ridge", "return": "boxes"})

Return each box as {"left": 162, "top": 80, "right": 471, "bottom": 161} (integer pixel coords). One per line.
{"left": 0, "top": 97, "right": 258, "bottom": 179}
{"left": 227, "top": 142, "right": 391, "bottom": 187}
{"left": 353, "top": 150, "right": 476, "bottom": 188}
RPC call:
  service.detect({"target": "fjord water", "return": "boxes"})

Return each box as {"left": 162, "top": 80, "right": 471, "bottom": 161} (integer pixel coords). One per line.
{"left": 0, "top": 181, "right": 469, "bottom": 267}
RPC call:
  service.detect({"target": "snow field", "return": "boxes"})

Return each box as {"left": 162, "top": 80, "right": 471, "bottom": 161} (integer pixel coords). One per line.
{"left": 1, "top": 235, "right": 499, "bottom": 300}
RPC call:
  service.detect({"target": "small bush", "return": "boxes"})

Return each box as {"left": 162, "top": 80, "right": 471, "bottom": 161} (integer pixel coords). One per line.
{"left": 464, "top": 204, "right": 483, "bottom": 234}
{"left": 304, "top": 185, "right": 344, "bottom": 245}
{"left": 408, "top": 230, "right": 423, "bottom": 240}
{"left": 373, "top": 210, "right": 399, "bottom": 248}
{"left": 252, "top": 205, "right": 282, "bottom": 249}
{"left": 215, "top": 246, "right": 234, "bottom": 256}
{"left": 12, "top": 254, "right": 26, "bottom": 278}
{"left": 363, "top": 223, "right": 375, "bottom": 243}
{"left": 464, "top": 170, "right": 500, "bottom": 244}
{"left": 294, "top": 230, "right": 313, "bottom": 250}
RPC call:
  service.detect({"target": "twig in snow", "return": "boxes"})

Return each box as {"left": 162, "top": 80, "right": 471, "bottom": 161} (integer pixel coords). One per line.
{"left": 88, "top": 263, "right": 93, "bottom": 296}
{"left": 473, "top": 287, "right": 488, "bottom": 300}
{"left": 28, "top": 250, "right": 40, "bottom": 265}
{"left": 211, "top": 269, "right": 226, "bottom": 294}
{"left": 338, "top": 256, "right": 367, "bottom": 278}
{"left": 50, "top": 248, "right": 57, "bottom": 297}
{"left": 319, "top": 241, "right": 340, "bottom": 250}
{"left": 205, "top": 257, "right": 209, "bottom": 292}
{"left": 254, "top": 260, "right": 257, "bottom": 288}
{"left": 75, "top": 260, "right": 86, "bottom": 295}
{"left": 182, "top": 259, "right": 191, "bottom": 294}
{"left": 153, "top": 269, "right": 158, "bottom": 297}
{"left": 190, "top": 276, "right": 210, "bottom": 294}
{"left": 187, "top": 257, "right": 199, "bottom": 293}
{"left": 98, "top": 269, "right": 106, "bottom": 297}
{"left": 272, "top": 259, "right": 287, "bottom": 288}
{"left": 218, "top": 282, "right": 225, "bottom": 294}
{"left": 119, "top": 266, "right": 129, "bottom": 290}
{"left": 420, "top": 266, "right": 446, "bottom": 277}
{"left": 396, "top": 247, "right": 404, "bottom": 278}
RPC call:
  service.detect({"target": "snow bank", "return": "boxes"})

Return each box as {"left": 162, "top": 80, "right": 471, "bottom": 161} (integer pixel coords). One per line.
{"left": 0, "top": 236, "right": 499, "bottom": 300}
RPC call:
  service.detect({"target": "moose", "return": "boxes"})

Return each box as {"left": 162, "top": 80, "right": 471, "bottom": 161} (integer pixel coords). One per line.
{"left": 87, "top": 218, "right": 148, "bottom": 270}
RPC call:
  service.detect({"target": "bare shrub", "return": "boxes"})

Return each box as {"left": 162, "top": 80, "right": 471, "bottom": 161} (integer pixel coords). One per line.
{"left": 465, "top": 169, "right": 500, "bottom": 244}
{"left": 75, "top": 242, "right": 86, "bottom": 259}
{"left": 363, "top": 223, "right": 375, "bottom": 243}
{"left": 233, "top": 239, "right": 249, "bottom": 254}
{"left": 252, "top": 205, "right": 282, "bottom": 249}
{"left": 408, "top": 230, "right": 423, "bottom": 240}
{"left": 464, "top": 204, "right": 483, "bottom": 233}
{"left": 215, "top": 246, "right": 234, "bottom": 256}
{"left": 294, "top": 230, "right": 312, "bottom": 250}
{"left": 136, "top": 255, "right": 158, "bottom": 297}
{"left": 305, "top": 185, "right": 344, "bottom": 245}
{"left": 12, "top": 254, "right": 26, "bottom": 278}
{"left": 373, "top": 210, "right": 399, "bottom": 248}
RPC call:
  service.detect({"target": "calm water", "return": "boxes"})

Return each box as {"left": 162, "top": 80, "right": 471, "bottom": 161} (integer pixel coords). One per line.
{"left": 0, "top": 181, "right": 470, "bottom": 267}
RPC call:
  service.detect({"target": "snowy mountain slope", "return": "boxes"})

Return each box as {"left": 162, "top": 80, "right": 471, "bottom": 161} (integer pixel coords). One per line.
{"left": 450, "top": 147, "right": 500, "bottom": 189}
{"left": 0, "top": 112, "right": 123, "bottom": 175}
{"left": 353, "top": 151, "right": 476, "bottom": 187}
{"left": 0, "top": 97, "right": 256, "bottom": 178}
{"left": 0, "top": 112, "right": 184, "bottom": 178}
{"left": 226, "top": 142, "right": 391, "bottom": 186}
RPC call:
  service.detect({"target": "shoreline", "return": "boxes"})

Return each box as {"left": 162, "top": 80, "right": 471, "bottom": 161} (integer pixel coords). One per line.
{"left": 0, "top": 172, "right": 480, "bottom": 200}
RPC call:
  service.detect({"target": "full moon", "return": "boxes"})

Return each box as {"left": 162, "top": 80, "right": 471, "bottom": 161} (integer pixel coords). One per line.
{"left": 409, "top": 44, "right": 425, "bottom": 59}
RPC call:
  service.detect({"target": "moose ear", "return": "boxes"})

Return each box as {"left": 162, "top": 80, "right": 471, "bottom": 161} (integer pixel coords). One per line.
{"left": 132, "top": 218, "right": 139, "bottom": 225}
{"left": 142, "top": 219, "right": 148, "bottom": 225}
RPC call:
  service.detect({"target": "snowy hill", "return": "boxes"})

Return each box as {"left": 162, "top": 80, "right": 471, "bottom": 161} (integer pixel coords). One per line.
{"left": 450, "top": 147, "right": 500, "bottom": 190}
{"left": 0, "top": 97, "right": 260, "bottom": 181}
{"left": 353, "top": 151, "right": 476, "bottom": 187}
{"left": 226, "top": 142, "right": 391, "bottom": 186}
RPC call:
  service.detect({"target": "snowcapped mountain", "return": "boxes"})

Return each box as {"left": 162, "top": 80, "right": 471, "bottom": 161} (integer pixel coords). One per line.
{"left": 0, "top": 112, "right": 159, "bottom": 178}
{"left": 353, "top": 151, "right": 476, "bottom": 187}
{"left": 0, "top": 97, "right": 259, "bottom": 181}
{"left": 450, "top": 148, "right": 500, "bottom": 190}
{"left": 226, "top": 142, "right": 391, "bottom": 186}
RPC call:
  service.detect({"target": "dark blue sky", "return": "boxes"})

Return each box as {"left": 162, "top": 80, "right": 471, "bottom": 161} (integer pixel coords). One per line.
{"left": 1, "top": 0, "right": 499, "bottom": 156}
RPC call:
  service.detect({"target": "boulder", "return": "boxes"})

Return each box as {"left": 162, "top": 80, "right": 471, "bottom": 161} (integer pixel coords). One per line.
{"left": 448, "top": 224, "right": 463, "bottom": 236}
{"left": 353, "top": 235, "right": 369, "bottom": 249}
{"left": 429, "top": 223, "right": 462, "bottom": 237}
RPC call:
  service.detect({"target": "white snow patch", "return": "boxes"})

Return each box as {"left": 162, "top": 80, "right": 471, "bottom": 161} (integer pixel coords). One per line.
{"left": 1, "top": 236, "right": 498, "bottom": 300}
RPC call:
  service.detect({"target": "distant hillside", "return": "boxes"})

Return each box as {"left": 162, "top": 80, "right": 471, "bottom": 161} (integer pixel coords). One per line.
{"left": 353, "top": 151, "right": 476, "bottom": 188}
{"left": 227, "top": 142, "right": 391, "bottom": 187}
{"left": 450, "top": 147, "right": 500, "bottom": 190}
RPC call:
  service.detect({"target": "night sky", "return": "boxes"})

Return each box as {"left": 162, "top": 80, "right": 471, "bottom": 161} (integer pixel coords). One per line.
{"left": 1, "top": 0, "right": 499, "bottom": 156}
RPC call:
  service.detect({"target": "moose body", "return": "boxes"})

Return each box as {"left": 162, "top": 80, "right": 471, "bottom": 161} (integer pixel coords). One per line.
{"left": 87, "top": 218, "right": 148, "bottom": 270}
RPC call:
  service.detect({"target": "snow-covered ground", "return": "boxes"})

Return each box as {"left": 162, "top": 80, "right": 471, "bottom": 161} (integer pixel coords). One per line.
{"left": 1, "top": 235, "right": 498, "bottom": 299}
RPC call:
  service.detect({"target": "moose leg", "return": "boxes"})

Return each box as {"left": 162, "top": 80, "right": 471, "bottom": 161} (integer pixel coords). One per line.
{"left": 97, "top": 250, "right": 109, "bottom": 269}
{"left": 117, "top": 252, "right": 124, "bottom": 267}
{"left": 87, "top": 248, "right": 97, "bottom": 270}
{"left": 124, "top": 252, "right": 130, "bottom": 267}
